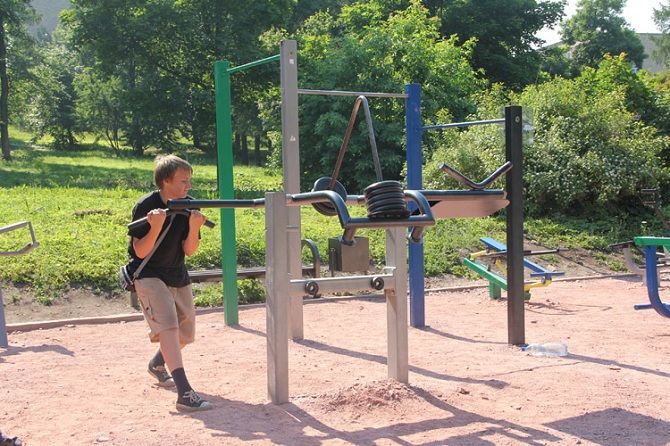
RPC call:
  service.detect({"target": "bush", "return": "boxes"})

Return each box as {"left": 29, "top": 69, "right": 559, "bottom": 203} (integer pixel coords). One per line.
{"left": 520, "top": 79, "right": 668, "bottom": 214}
{"left": 424, "top": 74, "right": 669, "bottom": 216}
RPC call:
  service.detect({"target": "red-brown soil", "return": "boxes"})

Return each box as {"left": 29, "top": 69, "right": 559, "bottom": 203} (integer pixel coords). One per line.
{"left": 2, "top": 276, "right": 669, "bottom": 445}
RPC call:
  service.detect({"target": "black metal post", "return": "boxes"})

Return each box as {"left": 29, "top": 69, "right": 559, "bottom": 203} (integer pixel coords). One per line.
{"left": 505, "top": 105, "right": 525, "bottom": 345}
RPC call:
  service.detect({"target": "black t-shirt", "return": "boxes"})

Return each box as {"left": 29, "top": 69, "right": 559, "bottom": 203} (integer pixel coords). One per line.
{"left": 126, "top": 190, "right": 192, "bottom": 287}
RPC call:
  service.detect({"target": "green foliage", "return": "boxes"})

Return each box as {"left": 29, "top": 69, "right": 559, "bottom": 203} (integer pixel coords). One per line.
{"left": 74, "top": 69, "right": 124, "bottom": 152}
{"left": 26, "top": 27, "right": 81, "bottom": 149}
{"left": 193, "top": 279, "right": 266, "bottom": 307}
{"left": 519, "top": 78, "right": 668, "bottom": 214}
{"left": 424, "top": 67, "right": 670, "bottom": 216}
{"left": 424, "top": 0, "right": 567, "bottom": 89}
{"left": 653, "top": 1, "right": 670, "bottom": 69}
{"left": 279, "top": 0, "right": 482, "bottom": 193}
{"left": 577, "top": 54, "right": 670, "bottom": 136}
{"left": 561, "top": 0, "right": 646, "bottom": 70}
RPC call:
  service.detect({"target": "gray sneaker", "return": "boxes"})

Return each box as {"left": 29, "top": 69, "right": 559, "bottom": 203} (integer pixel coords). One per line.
{"left": 148, "top": 364, "right": 175, "bottom": 388}
{"left": 176, "top": 390, "right": 213, "bottom": 412}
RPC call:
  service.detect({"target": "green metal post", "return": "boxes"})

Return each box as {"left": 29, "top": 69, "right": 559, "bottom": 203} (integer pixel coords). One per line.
{"left": 214, "top": 60, "right": 239, "bottom": 326}
{"left": 489, "top": 282, "right": 501, "bottom": 300}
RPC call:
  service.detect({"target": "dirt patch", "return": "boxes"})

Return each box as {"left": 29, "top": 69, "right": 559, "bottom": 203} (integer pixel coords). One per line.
{"left": 1, "top": 286, "right": 137, "bottom": 324}
{"left": 2, "top": 241, "right": 630, "bottom": 324}
{"left": 2, "top": 277, "right": 669, "bottom": 445}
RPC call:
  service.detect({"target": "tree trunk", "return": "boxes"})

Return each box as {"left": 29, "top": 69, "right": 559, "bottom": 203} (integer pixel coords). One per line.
{"left": 241, "top": 133, "right": 249, "bottom": 165}
{"left": 0, "top": 13, "right": 11, "bottom": 161}
{"left": 233, "top": 132, "right": 241, "bottom": 161}
{"left": 254, "top": 135, "right": 261, "bottom": 166}
{"left": 127, "top": 58, "right": 143, "bottom": 154}
{"left": 192, "top": 120, "right": 201, "bottom": 150}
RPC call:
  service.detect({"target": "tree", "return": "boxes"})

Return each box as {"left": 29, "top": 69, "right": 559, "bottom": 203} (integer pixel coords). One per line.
{"left": 653, "top": 1, "right": 670, "bottom": 69}
{"left": 62, "top": 0, "right": 293, "bottom": 154}
{"left": 74, "top": 69, "right": 124, "bottom": 152}
{"left": 27, "top": 27, "right": 81, "bottom": 149}
{"left": 561, "top": 0, "right": 645, "bottom": 71}
{"left": 0, "top": 0, "right": 36, "bottom": 160}
{"left": 281, "top": 0, "right": 483, "bottom": 192}
{"left": 423, "top": 0, "right": 566, "bottom": 89}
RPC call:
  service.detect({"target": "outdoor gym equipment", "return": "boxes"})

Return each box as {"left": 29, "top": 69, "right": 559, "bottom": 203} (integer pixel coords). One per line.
{"left": 214, "top": 43, "right": 526, "bottom": 344}
{"left": 310, "top": 94, "right": 383, "bottom": 217}
{"left": 633, "top": 236, "right": 670, "bottom": 318}
{"left": 463, "top": 237, "right": 564, "bottom": 300}
{"left": 0, "top": 221, "right": 39, "bottom": 347}
{"left": 404, "top": 87, "right": 526, "bottom": 345}
{"left": 609, "top": 188, "right": 670, "bottom": 284}
{"left": 205, "top": 39, "right": 528, "bottom": 404}
{"left": 168, "top": 184, "right": 436, "bottom": 404}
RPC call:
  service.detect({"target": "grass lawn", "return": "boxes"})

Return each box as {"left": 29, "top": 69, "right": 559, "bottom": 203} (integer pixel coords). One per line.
{"left": 0, "top": 131, "right": 658, "bottom": 304}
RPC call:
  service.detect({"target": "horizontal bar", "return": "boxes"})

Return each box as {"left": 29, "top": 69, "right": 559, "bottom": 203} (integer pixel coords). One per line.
{"left": 475, "top": 249, "right": 561, "bottom": 259}
{"left": 633, "top": 303, "right": 670, "bottom": 310}
{"left": 463, "top": 258, "right": 508, "bottom": 289}
{"left": 0, "top": 221, "right": 30, "bottom": 234}
{"left": 227, "top": 54, "right": 280, "bottom": 74}
{"left": 289, "top": 274, "right": 394, "bottom": 297}
{"left": 635, "top": 236, "right": 670, "bottom": 248}
{"left": 168, "top": 198, "right": 266, "bottom": 209}
{"left": 419, "top": 189, "right": 505, "bottom": 199}
{"left": 423, "top": 118, "right": 505, "bottom": 131}
{"left": 298, "top": 88, "right": 407, "bottom": 99}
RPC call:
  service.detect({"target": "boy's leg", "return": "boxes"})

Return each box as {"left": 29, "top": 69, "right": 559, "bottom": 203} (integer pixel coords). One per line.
{"left": 135, "top": 278, "right": 178, "bottom": 387}
{"left": 159, "top": 327, "right": 184, "bottom": 371}
{"left": 136, "top": 280, "right": 210, "bottom": 411}
{"left": 170, "top": 285, "right": 211, "bottom": 411}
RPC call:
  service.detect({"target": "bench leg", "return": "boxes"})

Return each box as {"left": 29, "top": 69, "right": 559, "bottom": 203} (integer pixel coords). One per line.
{"left": 129, "top": 291, "right": 140, "bottom": 310}
{"left": 0, "top": 287, "right": 8, "bottom": 348}
{"left": 489, "top": 282, "right": 501, "bottom": 300}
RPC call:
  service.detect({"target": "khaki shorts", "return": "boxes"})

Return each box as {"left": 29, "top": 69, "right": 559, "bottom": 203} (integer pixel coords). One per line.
{"left": 135, "top": 278, "right": 196, "bottom": 344}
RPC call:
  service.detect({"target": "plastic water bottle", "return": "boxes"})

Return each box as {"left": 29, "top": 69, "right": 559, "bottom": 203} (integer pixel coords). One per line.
{"left": 522, "top": 342, "right": 568, "bottom": 357}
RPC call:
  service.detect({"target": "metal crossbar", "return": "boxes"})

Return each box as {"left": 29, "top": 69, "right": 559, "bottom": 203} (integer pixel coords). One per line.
{"left": 297, "top": 88, "right": 407, "bottom": 99}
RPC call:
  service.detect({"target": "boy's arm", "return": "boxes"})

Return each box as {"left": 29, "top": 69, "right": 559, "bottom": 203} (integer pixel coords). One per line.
{"left": 132, "top": 209, "right": 167, "bottom": 258}
{"left": 183, "top": 210, "right": 206, "bottom": 256}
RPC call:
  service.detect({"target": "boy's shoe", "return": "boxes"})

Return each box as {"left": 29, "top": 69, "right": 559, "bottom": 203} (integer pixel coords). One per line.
{"left": 148, "top": 364, "right": 175, "bottom": 388}
{"left": 176, "top": 390, "right": 212, "bottom": 412}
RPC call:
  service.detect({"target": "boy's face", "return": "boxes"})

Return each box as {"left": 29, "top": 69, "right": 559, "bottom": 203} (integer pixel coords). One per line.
{"left": 161, "top": 168, "right": 192, "bottom": 200}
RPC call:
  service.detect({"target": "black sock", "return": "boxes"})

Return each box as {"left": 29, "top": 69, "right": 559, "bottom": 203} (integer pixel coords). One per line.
{"left": 171, "top": 367, "right": 193, "bottom": 396}
{"left": 149, "top": 349, "right": 165, "bottom": 369}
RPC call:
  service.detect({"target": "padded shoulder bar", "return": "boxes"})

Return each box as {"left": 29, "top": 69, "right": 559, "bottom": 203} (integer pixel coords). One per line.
{"left": 440, "top": 161, "right": 513, "bottom": 190}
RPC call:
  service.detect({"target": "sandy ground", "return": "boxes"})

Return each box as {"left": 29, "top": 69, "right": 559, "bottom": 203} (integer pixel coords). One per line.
{"left": 1, "top": 276, "right": 669, "bottom": 446}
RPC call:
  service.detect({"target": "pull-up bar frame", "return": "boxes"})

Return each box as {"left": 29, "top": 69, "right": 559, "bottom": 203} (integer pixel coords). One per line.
{"left": 215, "top": 53, "right": 280, "bottom": 325}
{"left": 298, "top": 88, "right": 407, "bottom": 98}
{"left": 423, "top": 118, "right": 505, "bottom": 131}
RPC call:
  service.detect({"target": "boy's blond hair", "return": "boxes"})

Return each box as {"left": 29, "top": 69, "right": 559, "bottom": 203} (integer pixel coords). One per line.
{"left": 154, "top": 155, "right": 192, "bottom": 188}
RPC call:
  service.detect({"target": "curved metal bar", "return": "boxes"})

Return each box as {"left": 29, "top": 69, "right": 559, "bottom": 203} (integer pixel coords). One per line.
{"left": 329, "top": 95, "right": 383, "bottom": 190}
{"left": 403, "top": 190, "right": 434, "bottom": 222}
{"left": 0, "top": 221, "right": 39, "bottom": 257}
{"left": 340, "top": 191, "right": 436, "bottom": 244}
{"left": 640, "top": 244, "right": 670, "bottom": 318}
{"left": 403, "top": 190, "right": 436, "bottom": 243}
{"left": 288, "top": 190, "right": 351, "bottom": 229}
{"left": 301, "top": 239, "right": 321, "bottom": 279}
{"left": 440, "top": 161, "right": 513, "bottom": 191}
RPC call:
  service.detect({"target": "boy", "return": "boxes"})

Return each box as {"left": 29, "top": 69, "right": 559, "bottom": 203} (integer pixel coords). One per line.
{"left": 127, "top": 154, "right": 211, "bottom": 412}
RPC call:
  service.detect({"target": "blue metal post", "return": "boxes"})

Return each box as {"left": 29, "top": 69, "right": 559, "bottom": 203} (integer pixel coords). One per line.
{"left": 406, "top": 83, "right": 425, "bottom": 328}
